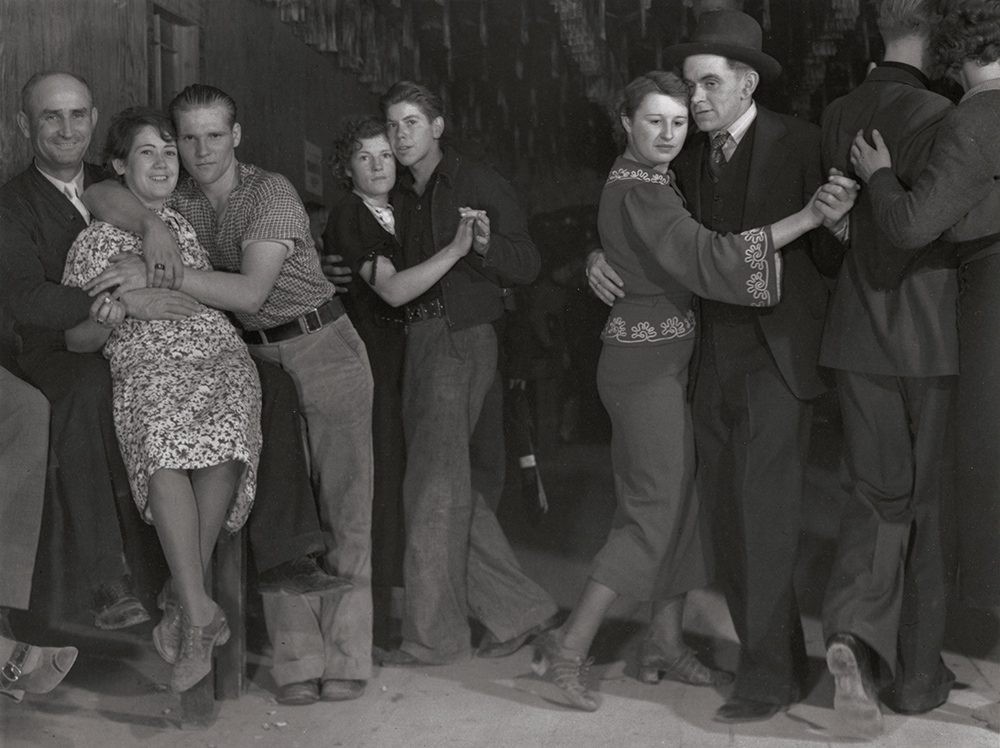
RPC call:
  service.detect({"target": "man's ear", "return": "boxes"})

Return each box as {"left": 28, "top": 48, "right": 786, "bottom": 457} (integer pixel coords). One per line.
{"left": 90, "top": 107, "right": 99, "bottom": 130}
{"left": 742, "top": 70, "right": 759, "bottom": 99}
{"left": 431, "top": 116, "right": 445, "bottom": 140}
{"left": 16, "top": 110, "right": 30, "bottom": 139}
{"left": 232, "top": 122, "right": 242, "bottom": 148}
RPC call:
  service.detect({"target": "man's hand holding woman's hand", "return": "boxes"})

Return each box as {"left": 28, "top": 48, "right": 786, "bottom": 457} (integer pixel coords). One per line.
{"left": 810, "top": 168, "right": 860, "bottom": 228}
{"left": 89, "top": 293, "right": 126, "bottom": 328}
{"left": 459, "top": 207, "right": 490, "bottom": 255}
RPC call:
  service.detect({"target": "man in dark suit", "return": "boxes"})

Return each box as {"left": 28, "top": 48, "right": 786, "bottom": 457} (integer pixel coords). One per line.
{"left": 818, "top": 0, "right": 958, "bottom": 737}
{"left": 0, "top": 71, "right": 160, "bottom": 629}
{"left": 0, "top": 71, "right": 344, "bottom": 632}
{"left": 589, "top": 10, "right": 851, "bottom": 723}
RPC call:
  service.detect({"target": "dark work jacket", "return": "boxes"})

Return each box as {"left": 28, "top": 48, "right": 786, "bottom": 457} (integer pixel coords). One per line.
{"left": 0, "top": 163, "right": 106, "bottom": 364}
{"left": 673, "top": 105, "right": 840, "bottom": 400}
{"left": 393, "top": 146, "right": 540, "bottom": 331}
{"left": 819, "top": 64, "right": 958, "bottom": 377}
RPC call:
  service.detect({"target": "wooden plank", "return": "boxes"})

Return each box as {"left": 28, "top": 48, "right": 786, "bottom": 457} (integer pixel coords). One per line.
{"left": 213, "top": 529, "right": 246, "bottom": 700}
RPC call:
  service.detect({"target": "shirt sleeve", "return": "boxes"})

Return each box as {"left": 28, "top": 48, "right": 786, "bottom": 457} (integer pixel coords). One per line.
{"left": 867, "top": 102, "right": 998, "bottom": 249}
{"left": 61, "top": 224, "right": 121, "bottom": 288}
{"left": 468, "top": 166, "right": 540, "bottom": 285}
{"left": 241, "top": 173, "right": 311, "bottom": 257}
{"left": 624, "top": 180, "right": 782, "bottom": 307}
{"left": 330, "top": 199, "right": 399, "bottom": 277}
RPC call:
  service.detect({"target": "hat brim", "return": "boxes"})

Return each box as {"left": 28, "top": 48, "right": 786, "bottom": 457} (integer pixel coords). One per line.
{"left": 664, "top": 42, "right": 782, "bottom": 80}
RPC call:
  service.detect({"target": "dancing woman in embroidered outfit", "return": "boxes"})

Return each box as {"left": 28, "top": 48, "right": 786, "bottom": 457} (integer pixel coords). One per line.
{"left": 532, "top": 71, "right": 856, "bottom": 711}
{"left": 61, "top": 108, "right": 261, "bottom": 694}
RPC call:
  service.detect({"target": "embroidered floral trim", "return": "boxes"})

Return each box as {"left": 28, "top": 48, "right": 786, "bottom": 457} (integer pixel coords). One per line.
{"left": 605, "top": 167, "right": 669, "bottom": 186}
{"left": 741, "top": 227, "right": 772, "bottom": 306}
{"left": 602, "top": 309, "right": 696, "bottom": 343}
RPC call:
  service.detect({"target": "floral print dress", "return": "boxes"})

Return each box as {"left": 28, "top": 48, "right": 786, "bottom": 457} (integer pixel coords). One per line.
{"left": 62, "top": 207, "right": 261, "bottom": 533}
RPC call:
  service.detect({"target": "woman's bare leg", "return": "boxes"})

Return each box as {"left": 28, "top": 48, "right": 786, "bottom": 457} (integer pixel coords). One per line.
{"left": 147, "top": 468, "right": 216, "bottom": 627}
{"left": 647, "top": 594, "right": 686, "bottom": 659}
{"left": 557, "top": 578, "right": 618, "bottom": 658}
{"left": 190, "top": 460, "right": 241, "bottom": 577}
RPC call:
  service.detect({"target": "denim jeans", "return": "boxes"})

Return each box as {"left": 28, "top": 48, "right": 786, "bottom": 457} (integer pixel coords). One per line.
{"left": 251, "top": 316, "right": 375, "bottom": 683}
{"left": 400, "top": 319, "right": 557, "bottom": 664}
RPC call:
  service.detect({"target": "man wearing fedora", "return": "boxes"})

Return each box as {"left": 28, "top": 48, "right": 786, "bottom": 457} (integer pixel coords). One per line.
{"left": 589, "top": 9, "right": 851, "bottom": 723}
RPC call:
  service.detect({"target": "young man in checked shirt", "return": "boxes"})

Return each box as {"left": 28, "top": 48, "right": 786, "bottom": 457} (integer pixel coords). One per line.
{"left": 84, "top": 84, "right": 374, "bottom": 706}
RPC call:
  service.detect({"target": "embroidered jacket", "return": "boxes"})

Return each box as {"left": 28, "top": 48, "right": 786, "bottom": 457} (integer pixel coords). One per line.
{"left": 598, "top": 156, "right": 782, "bottom": 346}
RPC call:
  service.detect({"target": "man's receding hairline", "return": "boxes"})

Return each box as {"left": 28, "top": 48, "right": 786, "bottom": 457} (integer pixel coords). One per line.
{"left": 22, "top": 72, "right": 93, "bottom": 116}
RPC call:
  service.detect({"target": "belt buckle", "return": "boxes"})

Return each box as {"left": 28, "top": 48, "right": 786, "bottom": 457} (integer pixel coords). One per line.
{"left": 298, "top": 308, "right": 323, "bottom": 335}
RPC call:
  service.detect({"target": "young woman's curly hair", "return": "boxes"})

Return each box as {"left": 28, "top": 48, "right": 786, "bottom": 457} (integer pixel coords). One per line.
{"left": 933, "top": 0, "right": 1000, "bottom": 71}
{"left": 330, "top": 116, "right": 388, "bottom": 190}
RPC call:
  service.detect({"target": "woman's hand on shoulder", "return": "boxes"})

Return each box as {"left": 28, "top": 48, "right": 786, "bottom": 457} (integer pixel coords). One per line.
{"left": 850, "top": 129, "right": 891, "bottom": 183}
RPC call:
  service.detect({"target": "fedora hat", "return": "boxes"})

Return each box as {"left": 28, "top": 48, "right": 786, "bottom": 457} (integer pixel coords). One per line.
{"left": 665, "top": 10, "right": 782, "bottom": 80}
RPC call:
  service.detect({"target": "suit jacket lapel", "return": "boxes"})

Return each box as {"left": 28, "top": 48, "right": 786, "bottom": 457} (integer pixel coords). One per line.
{"left": 26, "top": 163, "right": 89, "bottom": 233}
{"left": 744, "top": 107, "right": 789, "bottom": 227}
{"left": 674, "top": 132, "right": 707, "bottom": 221}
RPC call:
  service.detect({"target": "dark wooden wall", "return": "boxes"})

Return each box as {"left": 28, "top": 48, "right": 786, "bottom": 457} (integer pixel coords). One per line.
{"left": 0, "top": 0, "right": 379, "bottom": 206}
{"left": 0, "top": 0, "right": 147, "bottom": 184}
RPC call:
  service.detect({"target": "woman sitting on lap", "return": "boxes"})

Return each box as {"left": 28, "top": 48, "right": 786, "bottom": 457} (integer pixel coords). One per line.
{"left": 61, "top": 107, "right": 262, "bottom": 694}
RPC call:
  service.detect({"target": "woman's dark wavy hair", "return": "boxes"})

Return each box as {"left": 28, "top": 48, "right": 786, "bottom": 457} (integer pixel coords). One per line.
{"left": 612, "top": 71, "right": 691, "bottom": 151}
{"left": 933, "top": 0, "right": 1000, "bottom": 71}
{"left": 330, "top": 116, "right": 389, "bottom": 189}
{"left": 103, "top": 106, "right": 176, "bottom": 180}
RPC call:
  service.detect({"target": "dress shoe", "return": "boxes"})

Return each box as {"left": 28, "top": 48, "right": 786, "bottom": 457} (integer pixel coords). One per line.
{"left": 170, "top": 604, "right": 230, "bottom": 693}
{"left": 320, "top": 678, "right": 366, "bottom": 701}
{"left": 92, "top": 577, "right": 151, "bottom": 630}
{"left": 0, "top": 638, "right": 78, "bottom": 702}
{"left": 531, "top": 631, "right": 598, "bottom": 712}
{"left": 257, "top": 556, "right": 354, "bottom": 596}
{"left": 477, "top": 614, "right": 559, "bottom": 658}
{"left": 377, "top": 648, "right": 425, "bottom": 667}
{"left": 152, "top": 580, "right": 182, "bottom": 664}
{"left": 713, "top": 697, "right": 786, "bottom": 723}
{"left": 827, "top": 632, "right": 884, "bottom": 738}
{"left": 277, "top": 679, "right": 320, "bottom": 705}
{"left": 636, "top": 641, "right": 733, "bottom": 686}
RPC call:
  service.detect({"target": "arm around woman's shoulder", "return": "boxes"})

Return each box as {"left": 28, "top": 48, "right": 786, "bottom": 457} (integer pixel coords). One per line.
{"left": 869, "top": 100, "right": 999, "bottom": 249}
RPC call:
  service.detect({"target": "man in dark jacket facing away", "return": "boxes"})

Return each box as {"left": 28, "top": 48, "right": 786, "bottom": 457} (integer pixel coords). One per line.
{"left": 819, "top": 0, "right": 959, "bottom": 737}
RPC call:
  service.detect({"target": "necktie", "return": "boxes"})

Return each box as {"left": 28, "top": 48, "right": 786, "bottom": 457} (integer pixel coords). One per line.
{"left": 707, "top": 130, "right": 730, "bottom": 183}
{"left": 63, "top": 184, "right": 90, "bottom": 223}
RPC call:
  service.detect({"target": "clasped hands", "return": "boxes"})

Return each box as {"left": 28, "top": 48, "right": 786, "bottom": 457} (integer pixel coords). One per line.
{"left": 811, "top": 168, "right": 859, "bottom": 231}
{"left": 84, "top": 249, "right": 202, "bottom": 322}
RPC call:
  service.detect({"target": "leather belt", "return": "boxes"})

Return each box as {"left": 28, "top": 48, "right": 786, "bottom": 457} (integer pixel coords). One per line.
{"left": 403, "top": 298, "right": 446, "bottom": 325}
{"left": 243, "top": 299, "right": 343, "bottom": 345}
